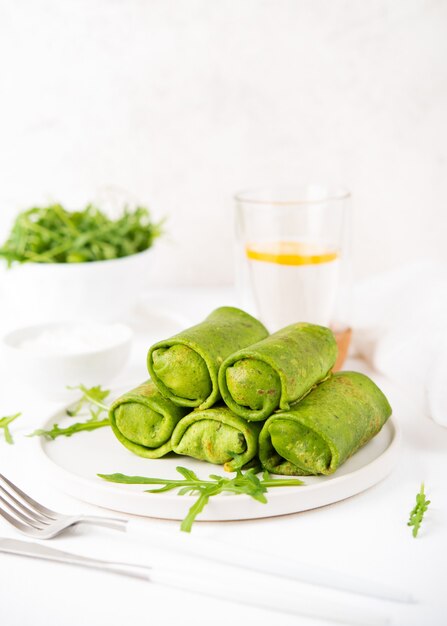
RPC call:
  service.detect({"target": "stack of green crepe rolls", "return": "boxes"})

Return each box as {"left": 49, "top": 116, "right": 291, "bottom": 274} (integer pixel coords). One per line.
{"left": 109, "top": 306, "right": 392, "bottom": 476}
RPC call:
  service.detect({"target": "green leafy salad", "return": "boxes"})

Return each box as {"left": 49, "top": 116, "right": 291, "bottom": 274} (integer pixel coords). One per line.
{"left": 0, "top": 204, "right": 162, "bottom": 266}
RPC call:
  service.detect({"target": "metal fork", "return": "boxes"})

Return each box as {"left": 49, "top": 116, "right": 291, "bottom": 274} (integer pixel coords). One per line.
{"left": 0, "top": 473, "right": 127, "bottom": 538}
{"left": 0, "top": 472, "right": 413, "bottom": 605}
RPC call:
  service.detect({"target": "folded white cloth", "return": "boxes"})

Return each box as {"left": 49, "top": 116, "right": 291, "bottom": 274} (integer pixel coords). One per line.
{"left": 349, "top": 260, "right": 447, "bottom": 427}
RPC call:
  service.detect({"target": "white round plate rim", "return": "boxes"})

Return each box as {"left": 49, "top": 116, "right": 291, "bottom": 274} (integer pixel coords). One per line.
{"left": 33, "top": 412, "right": 401, "bottom": 522}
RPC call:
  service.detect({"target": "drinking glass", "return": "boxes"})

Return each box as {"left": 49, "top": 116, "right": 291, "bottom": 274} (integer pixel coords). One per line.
{"left": 235, "top": 185, "right": 351, "bottom": 334}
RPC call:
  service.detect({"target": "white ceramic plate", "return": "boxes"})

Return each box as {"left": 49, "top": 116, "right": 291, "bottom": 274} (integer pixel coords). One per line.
{"left": 34, "top": 410, "right": 400, "bottom": 522}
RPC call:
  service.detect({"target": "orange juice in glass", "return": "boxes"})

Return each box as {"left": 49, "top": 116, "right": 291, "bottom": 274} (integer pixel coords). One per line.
{"left": 235, "top": 186, "right": 350, "bottom": 332}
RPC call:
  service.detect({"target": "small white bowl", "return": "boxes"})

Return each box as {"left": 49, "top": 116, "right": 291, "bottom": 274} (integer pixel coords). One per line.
{"left": 1, "top": 321, "right": 133, "bottom": 399}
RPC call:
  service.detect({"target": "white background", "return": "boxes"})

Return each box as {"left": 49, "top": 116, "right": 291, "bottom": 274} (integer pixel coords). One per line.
{"left": 0, "top": 0, "right": 446, "bottom": 285}
{"left": 1, "top": 6, "right": 446, "bottom": 624}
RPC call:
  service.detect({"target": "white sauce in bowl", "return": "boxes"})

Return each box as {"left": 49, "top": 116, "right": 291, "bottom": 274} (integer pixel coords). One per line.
{"left": 16, "top": 323, "right": 131, "bottom": 355}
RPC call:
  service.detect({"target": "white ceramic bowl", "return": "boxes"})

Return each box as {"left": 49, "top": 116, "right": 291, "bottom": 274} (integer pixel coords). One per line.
{"left": 1, "top": 321, "right": 133, "bottom": 399}
{"left": 0, "top": 249, "right": 154, "bottom": 325}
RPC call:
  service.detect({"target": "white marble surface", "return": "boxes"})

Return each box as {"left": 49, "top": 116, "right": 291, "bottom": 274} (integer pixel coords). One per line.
{"left": 0, "top": 0, "right": 446, "bottom": 285}
{"left": 0, "top": 287, "right": 446, "bottom": 626}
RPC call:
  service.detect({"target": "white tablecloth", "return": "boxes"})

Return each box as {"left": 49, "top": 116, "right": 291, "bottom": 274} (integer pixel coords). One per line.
{"left": 0, "top": 288, "right": 446, "bottom": 626}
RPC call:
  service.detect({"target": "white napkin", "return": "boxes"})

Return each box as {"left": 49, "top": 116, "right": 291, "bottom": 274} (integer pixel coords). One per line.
{"left": 349, "top": 260, "right": 447, "bottom": 427}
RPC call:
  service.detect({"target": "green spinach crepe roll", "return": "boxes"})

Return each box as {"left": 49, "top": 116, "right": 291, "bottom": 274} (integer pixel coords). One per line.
{"left": 259, "top": 371, "right": 392, "bottom": 476}
{"left": 171, "top": 405, "right": 261, "bottom": 471}
{"left": 147, "top": 307, "right": 268, "bottom": 410}
{"left": 218, "top": 323, "right": 337, "bottom": 421}
{"left": 109, "top": 380, "right": 189, "bottom": 459}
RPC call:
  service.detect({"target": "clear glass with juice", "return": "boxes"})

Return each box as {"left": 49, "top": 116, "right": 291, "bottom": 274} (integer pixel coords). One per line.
{"left": 235, "top": 185, "right": 350, "bottom": 336}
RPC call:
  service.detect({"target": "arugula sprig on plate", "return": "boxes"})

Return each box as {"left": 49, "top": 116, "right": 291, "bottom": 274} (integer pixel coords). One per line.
{"left": 28, "top": 385, "right": 111, "bottom": 440}
{"left": 98, "top": 466, "right": 304, "bottom": 532}
{"left": 29, "top": 416, "right": 111, "bottom": 441}
{"left": 65, "top": 384, "right": 110, "bottom": 417}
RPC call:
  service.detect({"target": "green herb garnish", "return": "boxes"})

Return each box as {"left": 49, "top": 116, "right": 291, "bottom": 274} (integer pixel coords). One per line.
{"left": 0, "top": 204, "right": 163, "bottom": 266}
{"left": 29, "top": 416, "right": 110, "bottom": 440}
{"left": 0, "top": 413, "right": 21, "bottom": 444}
{"left": 66, "top": 384, "right": 110, "bottom": 417}
{"left": 408, "top": 482, "right": 430, "bottom": 538}
{"left": 98, "top": 466, "right": 304, "bottom": 532}
{"left": 28, "top": 384, "right": 111, "bottom": 440}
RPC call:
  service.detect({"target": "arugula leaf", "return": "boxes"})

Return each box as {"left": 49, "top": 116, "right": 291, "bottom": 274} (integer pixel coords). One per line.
{"left": 98, "top": 466, "right": 304, "bottom": 532}
{"left": 29, "top": 384, "right": 111, "bottom": 441}
{"left": 29, "top": 416, "right": 110, "bottom": 440}
{"left": 0, "top": 413, "right": 21, "bottom": 445}
{"left": 66, "top": 384, "right": 110, "bottom": 416}
{"left": 181, "top": 485, "right": 221, "bottom": 533}
{"left": 408, "top": 482, "right": 430, "bottom": 538}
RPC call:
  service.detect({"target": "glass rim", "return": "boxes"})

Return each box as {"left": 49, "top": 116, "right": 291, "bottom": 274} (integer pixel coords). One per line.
{"left": 234, "top": 185, "right": 351, "bottom": 206}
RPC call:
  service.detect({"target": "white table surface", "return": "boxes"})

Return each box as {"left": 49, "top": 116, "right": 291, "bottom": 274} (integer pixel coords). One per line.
{"left": 0, "top": 287, "right": 446, "bottom": 626}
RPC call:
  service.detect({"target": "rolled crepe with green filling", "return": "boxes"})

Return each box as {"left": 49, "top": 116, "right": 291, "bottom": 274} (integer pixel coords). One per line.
{"left": 171, "top": 405, "right": 261, "bottom": 471}
{"left": 218, "top": 322, "right": 338, "bottom": 421}
{"left": 147, "top": 307, "right": 268, "bottom": 410}
{"left": 109, "top": 380, "right": 189, "bottom": 459}
{"left": 259, "top": 371, "right": 392, "bottom": 476}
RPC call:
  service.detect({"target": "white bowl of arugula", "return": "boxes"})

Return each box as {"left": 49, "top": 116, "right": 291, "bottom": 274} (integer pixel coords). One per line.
{"left": 0, "top": 204, "right": 163, "bottom": 324}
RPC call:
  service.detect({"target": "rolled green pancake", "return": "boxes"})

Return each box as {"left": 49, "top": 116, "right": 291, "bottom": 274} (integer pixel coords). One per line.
{"left": 147, "top": 307, "right": 268, "bottom": 410}
{"left": 218, "top": 322, "right": 338, "bottom": 421}
{"left": 259, "top": 371, "right": 392, "bottom": 476}
{"left": 109, "top": 380, "right": 189, "bottom": 459}
{"left": 171, "top": 405, "right": 262, "bottom": 471}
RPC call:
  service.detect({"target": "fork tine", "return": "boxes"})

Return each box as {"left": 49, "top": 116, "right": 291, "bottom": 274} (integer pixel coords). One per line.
{"left": 0, "top": 495, "right": 46, "bottom": 529}
{"left": 0, "top": 505, "right": 43, "bottom": 537}
{"left": 0, "top": 474, "right": 57, "bottom": 519}
{"left": 0, "top": 487, "right": 51, "bottom": 525}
